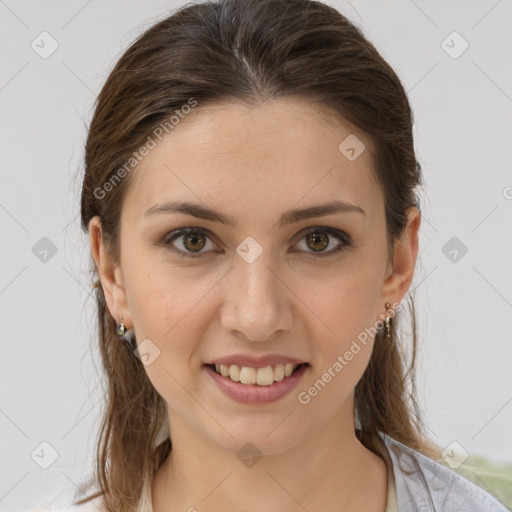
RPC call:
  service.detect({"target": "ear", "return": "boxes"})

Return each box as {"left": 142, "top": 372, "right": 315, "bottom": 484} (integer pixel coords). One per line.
{"left": 381, "top": 206, "right": 421, "bottom": 304}
{"left": 89, "top": 216, "right": 132, "bottom": 329}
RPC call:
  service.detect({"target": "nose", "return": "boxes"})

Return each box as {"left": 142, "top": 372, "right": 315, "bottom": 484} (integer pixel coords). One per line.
{"left": 219, "top": 252, "right": 293, "bottom": 342}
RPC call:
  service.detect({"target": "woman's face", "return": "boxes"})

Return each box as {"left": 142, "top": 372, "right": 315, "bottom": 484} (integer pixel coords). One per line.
{"left": 91, "top": 97, "right": 419, "bottom": 454}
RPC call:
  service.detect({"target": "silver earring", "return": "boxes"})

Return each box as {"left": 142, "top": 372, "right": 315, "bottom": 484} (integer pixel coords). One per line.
{"left": 384, "top": 302, "right": 391, "bottom": 338}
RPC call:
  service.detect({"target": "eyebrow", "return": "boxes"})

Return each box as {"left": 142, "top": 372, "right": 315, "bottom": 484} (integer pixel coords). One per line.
{"left": 144, "top": 199, "right": 365, "bottom": 228}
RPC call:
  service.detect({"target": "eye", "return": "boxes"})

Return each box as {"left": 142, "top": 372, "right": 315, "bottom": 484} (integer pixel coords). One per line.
{"left": 162, "top": 228, "right": 218, "bottom": 258}
{"left": 161, "top": 227, "right": 351, "bottom": 258}
{"left": 293, "top": 227, "right": 351, "bottom": 258}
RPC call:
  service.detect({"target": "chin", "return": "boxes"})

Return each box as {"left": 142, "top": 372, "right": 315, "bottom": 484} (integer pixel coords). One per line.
{"left": 205, "top": 417, "right": 312, "bottom": 457}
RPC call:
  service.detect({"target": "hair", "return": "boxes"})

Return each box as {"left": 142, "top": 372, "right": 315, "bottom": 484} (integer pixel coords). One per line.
{"left": 77, "top": 0, "right": 442, "bottom": 510}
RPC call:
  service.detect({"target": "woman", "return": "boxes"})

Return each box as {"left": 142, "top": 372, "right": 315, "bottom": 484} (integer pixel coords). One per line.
{"left": 32, "top": 0, "right": 508, "bottom": 510}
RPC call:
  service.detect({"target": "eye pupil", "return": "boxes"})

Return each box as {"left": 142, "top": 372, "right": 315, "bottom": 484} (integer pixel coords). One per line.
{"left": 306, "top": 231, "right": 329, "bottom": 252}
{"left": 183, "top": 232, "right": 206, "bottom": 252}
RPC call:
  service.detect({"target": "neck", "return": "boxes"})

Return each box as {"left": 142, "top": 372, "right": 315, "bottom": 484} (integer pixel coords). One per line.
{"left": 152, "top": 398, "right": 388, "bottom": 512}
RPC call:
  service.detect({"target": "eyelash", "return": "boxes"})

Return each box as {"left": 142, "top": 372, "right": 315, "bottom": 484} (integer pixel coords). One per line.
{"left": 161, "top": 226, "right": 352, "bottom": 259}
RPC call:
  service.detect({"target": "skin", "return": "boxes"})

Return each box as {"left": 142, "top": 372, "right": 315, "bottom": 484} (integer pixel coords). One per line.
{"left": 89, "top": 97, "right": 421, "bottom": 512}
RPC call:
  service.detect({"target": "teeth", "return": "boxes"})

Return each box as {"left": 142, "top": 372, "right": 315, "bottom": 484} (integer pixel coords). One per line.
{"left": 214, "top": 363, "right": 301, "bottom": 385}
{"left": 256, "top": 366, "right": 274, "bottom": 386}
{"left": 274, "top": 364, "right": 285, "bottom": 381}
{"left": 239, "top": 366, "right": 256, "bottom": 385}
{"left": 284, "top": 363, "right": 294, "bottom": 377}
{"left": 229, "top": 365, "right": 240, "bottom": 382}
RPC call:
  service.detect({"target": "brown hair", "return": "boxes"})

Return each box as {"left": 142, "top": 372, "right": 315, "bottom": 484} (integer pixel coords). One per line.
{"left": 78, "top": 0, "right": 441, "bottom": 509}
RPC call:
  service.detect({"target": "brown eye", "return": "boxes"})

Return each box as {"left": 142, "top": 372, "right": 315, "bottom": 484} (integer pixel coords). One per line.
{"left": 295, "top": 227, "right": 351, "bottom": 258}
{"left": 182, "top": 231, "right": 206, "bottom": 252}
{"left": 163, "top": 228, "right": 217, "bottom": 258}
{"left": 305, "top": 231, "right": 329, "bottom": 252}
{"left": 162, "top": 226, "right": 351, "bottom": 260}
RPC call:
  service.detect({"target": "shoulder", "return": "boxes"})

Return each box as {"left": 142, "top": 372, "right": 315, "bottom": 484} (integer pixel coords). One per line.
{"left": 379, "top": 432, "right": 509, "bottom": 512}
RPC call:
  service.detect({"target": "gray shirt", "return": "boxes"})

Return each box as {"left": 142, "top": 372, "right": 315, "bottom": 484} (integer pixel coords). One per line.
{"left": 380, "top": 432, "right": 509, "bottom": 511}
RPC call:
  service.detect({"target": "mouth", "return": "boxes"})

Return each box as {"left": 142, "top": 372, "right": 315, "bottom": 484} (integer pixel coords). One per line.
{"left": 203, "top": 362, "right": 310, "bottom": 404}
{"left": 205, "top": 362, "right": 309, "bottom": 386}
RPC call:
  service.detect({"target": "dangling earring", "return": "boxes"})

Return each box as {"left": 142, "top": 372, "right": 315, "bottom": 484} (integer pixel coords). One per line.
{"left": 117, "top": 315, "right": 126, "bottom": 336}
{"left": 117, "top": 315, "right": 136, "bottom": 350}
{"left": 384, "top": 302, "right": 391, "bottom": 338}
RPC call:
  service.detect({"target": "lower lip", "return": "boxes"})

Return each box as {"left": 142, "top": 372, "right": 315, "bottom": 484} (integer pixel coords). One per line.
{"left": 203, "top": 364, "right": 309, "bottom": 404}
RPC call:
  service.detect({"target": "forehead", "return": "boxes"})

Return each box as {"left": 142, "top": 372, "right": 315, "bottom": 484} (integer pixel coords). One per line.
{"left": 123, "top": 98, "right": 382, "bottom": 227}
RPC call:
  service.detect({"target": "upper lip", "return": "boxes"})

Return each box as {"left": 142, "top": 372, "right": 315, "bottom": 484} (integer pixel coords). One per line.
{"left": 205, "top": 354, "right": 307, "bottom": 369}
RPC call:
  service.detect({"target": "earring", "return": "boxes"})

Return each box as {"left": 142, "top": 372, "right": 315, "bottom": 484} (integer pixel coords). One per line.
{"left": 384, "top": 302, "right": 391, "bottom": 338}
{"left": 117, "top": 315, "right": 126, "bottom": 336}
{"left": 116, "top": 315, "right": 136, "bottom": 350}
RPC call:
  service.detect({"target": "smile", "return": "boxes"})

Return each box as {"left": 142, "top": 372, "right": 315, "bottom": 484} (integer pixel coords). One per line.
{"left": 210, "top": 363, "right": 300, "bottom": 386}
{"left": 203, "top": 363, "right": 309, "bottom": 404}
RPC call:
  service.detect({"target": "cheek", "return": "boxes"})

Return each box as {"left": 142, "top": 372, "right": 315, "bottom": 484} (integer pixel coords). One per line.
{"left": 313, "top": 327, "right": 374, "bottom": 394}
{"left": 300, "top": 311, "right": 376, "bottom": 415}
{"left": 303, "top": 266, "right": 383, "bottom": 345}
{"left": 123, "top": 258, "right": 216, "bottom": 374}
{"left": 299, "top": 267, "right": 382, "bottom": 396}
{"left": 127, "top": 265, "right": 212, "bottom": 409}
{"left": 125, "top": 254, "right": 213, "bottom": 333}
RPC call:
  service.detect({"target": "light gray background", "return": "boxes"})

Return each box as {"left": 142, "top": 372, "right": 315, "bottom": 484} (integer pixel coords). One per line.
{"left": 1, "top": 0, "right": 511, "bottom": 510}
